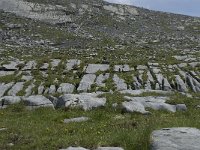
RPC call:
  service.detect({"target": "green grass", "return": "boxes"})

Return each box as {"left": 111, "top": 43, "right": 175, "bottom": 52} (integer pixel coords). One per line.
{"left": 0, "top": 94, "right": 200, "bottom": 150}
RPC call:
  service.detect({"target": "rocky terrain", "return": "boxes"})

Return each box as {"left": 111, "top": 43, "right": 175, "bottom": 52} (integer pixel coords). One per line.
{"left": 0, "top": 0, "right": 200, "bottom": 149}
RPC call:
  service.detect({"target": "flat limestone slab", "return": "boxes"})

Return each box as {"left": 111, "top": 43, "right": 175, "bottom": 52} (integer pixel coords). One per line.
{"left": 151, "top": 128, "right": 200, "bottom": 150}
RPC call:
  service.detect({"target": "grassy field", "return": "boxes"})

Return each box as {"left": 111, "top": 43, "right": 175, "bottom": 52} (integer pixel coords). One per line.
{"left": 0, "top": 93, "right": 200, "bottom": 150}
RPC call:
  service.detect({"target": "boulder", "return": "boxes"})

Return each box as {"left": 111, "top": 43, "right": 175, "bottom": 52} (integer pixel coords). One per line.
{"left": 7, "top": 82, "right": 24, "bottom": 96}
{"left": 60, "top": 147, "right": 89, "bottom": 150}
{"left": 23, "top": 95, "right": 54, "bottom": 109}
{"left": 77, "top": 74, "right": 96, "bottom": 92}
{"left": 64, "top": 117, "right": 90, "bottom": 123}
{"left": 124, "top": 96, "right": 178, "bottom": 113}
{"left": 57, "top": 93, "right": 106, "bottom": 110}
{"left": 0, "top": 96, "right": 21, "bottom": 108}
{"left": 122, "top": 101, "right": 149, "bottom": 114}
{"left": 96, "top": 147, "right": 124, "bottom": 150}
{"left": 57, "top": 83, "right": 75, "bottom": 94}
{"left": 151, "top": 128, "right": 200, "bottom": 150}
{"left": 96, "top": 73, "right": 110, "bottom": 87}
{"left": 0, "top": 82, "right": 14, "bottom": 97}
{"left": 114, "top": 65, "right": 130, "bottom": 72}
{"left": 175, "top": 75, "right": 188, "bottom": 92}
{"left": 85, "top": 64, "right": 109, "bottom": 74}
{"left": 113, "top": 74, "right": 127, "bottom": 91}
{"left": 66, "top": 59, "right": 81, "bottom": 70}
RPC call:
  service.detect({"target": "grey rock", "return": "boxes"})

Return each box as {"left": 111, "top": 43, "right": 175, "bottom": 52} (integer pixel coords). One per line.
{"left": 0, "top": 71, "right": 14, "bottom": 77}
{"left": 21, "top": 75, "right": 33, "bottom": 81}
{"left": 60, "top": 147, "right": 89, "bottom": 150}
{"left": 48, "top": 85, "right": 56, "bottom": 94}
{"left": 133, "top": 76, "right": 142, "bottom": 90}
{"left": 151, "top": 127, "right": 200, "bottom": 150}
{"left": 113, "top": 74, "right": 127, "bottom": 91}
{"left": 38, "top": 84, "right": 44, "bottom": 95}
{"left": 114, "top": 65, "right": 130, "bottom": 72}
{"left": 120, "top": 89, "right": 172, "bottom": 95}
{"left": 7, "top": 82, "right": 24, "bottom": 96}
{"left": 122, "top": 100, "right": 149, "bottom": 114}
{"left": 66, "top": 59, "right": 81, "bottom": 70}
{"left": 186, "top": 74, "right": 200, "bottom": 92}
{"left": 163, "top": 78, "right": 172, "bottom": 91}
{"left": 175, "top": 75, "right": 188, "bottom": 92}
{"left": 85, "top": 64, "right": 109, "bottom": 74}
{"left": 25, "top": 83, "right": 35, "bottom": 97}
{"left": 64, "top": 117, "right": 90, "bottom": 123}
{"left": 23, "top": 95, "right": 54, "bottom": 109}
{"left": 0, "top": 96, "right": 21, "bottom": 108}
{"left": 124, "top": 96, "right": 176, "bottom": 113}
{"left": 176, "top": 104, "right": 187, "bottom": 111}
{"left": 22, "top": 60, "right": 37, "bottom": 70}
{"left": 2, "top": 60, "right": 23, "bottom": 70}
{"left": 77, "top": 74, "right": 96, "bottom": 92}
{"left": 57, "top": 93, "right": 106, "bottom": 110}
{"left": 47, "top": 95, "right": 58, "bottom": 107}
{"left": 137, "top": 65, "right": 148, "bottom": 70}
{"left": 0, "top": 82, "right": 14, "bottom": 97}
{"left": 57, "top": 83, "right": 75, "bottom": 94}
{"left": 40, "top": 63, "right": 49, "bottom": 70}
{"left": 96, "top": 147, "right": 124, "bottom": 150}
{"left": 96, "top": 73, "right": 110, "bottom": 87}
{"left": 51, "top": 59, "right": 61, "bottom": 70}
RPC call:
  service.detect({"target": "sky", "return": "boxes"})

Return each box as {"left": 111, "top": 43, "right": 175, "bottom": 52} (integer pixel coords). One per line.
{"left": 105, "top": 0, "right": 200, "bottom": 17}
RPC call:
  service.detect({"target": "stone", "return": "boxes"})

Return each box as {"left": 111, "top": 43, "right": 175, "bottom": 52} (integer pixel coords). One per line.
{"left": 40, "top": 63, "right": 49, "bottom": 70}
{"left": 21, "top": 75, "right": 33, "bottom": 81}
{"left": 60, "top": 147, "right": 89, "bottom": 150}
{"left": 176, "top": 104, "right": 187, "bottom": 111}
{"left": 2, "top": 60, "right": 23, "bottom": 70}
{"left": 0, "top": 71, "right": 15, "bottom": 77}
{"left": 57, "top": 83, "right": 75, "bottom": 94}
{"left": 114, "top": 65, "right": 130, "bottom": 72}
{"left": 95, "top": 73, "right": 110, "bottom": 87}
{"left": 124, "top": 96, "right": 177, "bottom": 113}
{"left": 175, "top": 75, "right": 188, "bottom": 92}
{"left": 137, "top": 65, "right": 148, "bottom": 70}
{"left": 7, "top": 82, "right": 24, "bottom": 96}
{"left": 57, "top": 93, "right": 106, "bottom": 110}
{"left": 64, "top": 117, "right": 90, "bottom": 123}
{"left": 122, "top": 101, "right": 149, "bottom": 114}
{"left": 96, "top": 147, "right": 124, "bottom": 150}
{"left": 48, "top": 85, "right": 56, "bottom": 94}
{"left": 0, "top": 96, "right": 21, "bottom": 108}
{"left": 25, "top": 83, "right": 35, "bottom": 97}
{"left": 151, "top": 127, "right": 200, "bottom": 150}
{"left": 22, "top": 61, "right": 37, "bottom": 70}
{"left": 51, "top": 59, "right": 61, "bottom": 70}
{"left": 47, "top": 96, "right": 58, "bottom": 107}
{"left": 66, "top": 59, "right": 81, "bottom": 70}
{"left": 85, "top": 64, "right": 109, "bottom": 74}
{"left": 133, "top": 76, "right": 142, "bottom": 90}
{"left": 0, "top": 82, "right": 14, "bottom": 97}
{"left": 38, "top": 84, "right": 44, "bottom": 95}
{"left": 120, "top": 89, "right": 172, "bottom": 95}
{"left": 77, "top": 74, "right": 96, "bottom": 92}
{"left": 163, "top": 78, "right": 172, "bottom": 91}
{"left": 186, "top": 74, "right": 200, "bottom": 92}
{"left": 113, "top": 74, "right": 127, "bottom": 91}
{"left": 23, "top": 95, "right": 54, "bottom": 109}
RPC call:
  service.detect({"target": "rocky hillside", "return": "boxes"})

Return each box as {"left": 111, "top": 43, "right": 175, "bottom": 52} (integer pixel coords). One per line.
{"left": 0, "top": 0, "right": 200, "bottom": 150}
